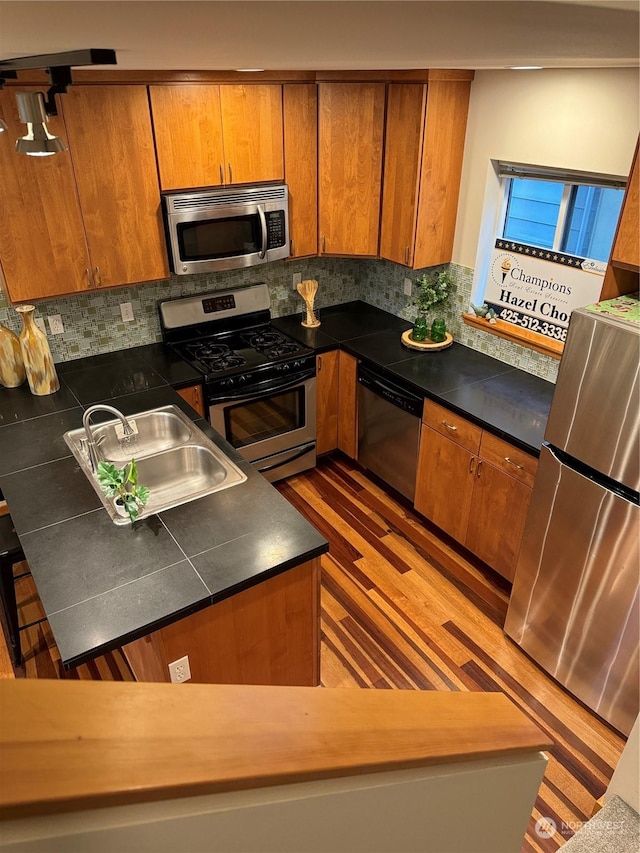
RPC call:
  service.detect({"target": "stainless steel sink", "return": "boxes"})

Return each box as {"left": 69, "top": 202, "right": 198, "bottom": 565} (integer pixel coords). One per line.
{"left": 64, "top": 405, "right": 247, "bottom": 525}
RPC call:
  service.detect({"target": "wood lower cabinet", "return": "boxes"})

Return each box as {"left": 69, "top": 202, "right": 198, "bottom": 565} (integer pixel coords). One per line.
{"left": 316, "top": 350, "right": 339, "bottom": 455}
{"left": 318, "top": 83, "right": 385, "bottom": 257}
{"left": 284, "top": 84, "right": 318, "bottom": 259}
{"left": 415, "top": 399, "right": 538, "bottom": 582}
{"left": 0, "top": 85, "right": 168, "bottom": 302}
{"left": 337, "top": 350, "right": 359, "bottom": 459}
{"left": 380, "top": 75, "right": 473, "bottom": 269}
{"left": 176, "top": 383, "right": 205, "bottom": 418}
{"left": 123, "top": 558, "right": 320, "bottom": 686}
{"left": 150, "top": 84, "right": 284, "bottom": 189}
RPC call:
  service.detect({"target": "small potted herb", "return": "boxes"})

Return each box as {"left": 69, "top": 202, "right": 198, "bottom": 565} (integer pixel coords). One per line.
{"left": 410, "top": 268, "right": 453, "bottom": 342}
{"left": 97, "top": 459, "right": 150, "bottom": 523}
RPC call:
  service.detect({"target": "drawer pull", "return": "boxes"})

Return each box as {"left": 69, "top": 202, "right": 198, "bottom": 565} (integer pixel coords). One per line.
{"left": 469, "top": 456, "right": 475, "bottom": 474}
{"left": 476, "top": 459, "right": 483, "bottom": 478}
{"left": 442, "top": 421, "right": 457, "bottom": 431}
{"left": 505, "top": 456, "right": 524, "bottom": 470}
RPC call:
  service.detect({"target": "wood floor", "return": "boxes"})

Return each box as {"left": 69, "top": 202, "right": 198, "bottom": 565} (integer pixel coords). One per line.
{"left": 1, "top": 454, "right": 626, "bottom": 852}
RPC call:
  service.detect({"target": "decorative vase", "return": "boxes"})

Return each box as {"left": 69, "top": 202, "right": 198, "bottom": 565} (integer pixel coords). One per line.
{"left": 412, "top": 314, "right": 429, "bottom": 342}
{"left": 431, "top": 318, "right": 447, "bottom": 343}
{"left": 15, "top": 305, "right": 59, "bottom": 396}
{"left": 0, "top": 322, "right": 26, "bottom": 388}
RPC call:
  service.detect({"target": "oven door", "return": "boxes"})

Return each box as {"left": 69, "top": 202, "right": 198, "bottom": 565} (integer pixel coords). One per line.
{"left": 209, "top": 374, "right": 316, "bottom": 481}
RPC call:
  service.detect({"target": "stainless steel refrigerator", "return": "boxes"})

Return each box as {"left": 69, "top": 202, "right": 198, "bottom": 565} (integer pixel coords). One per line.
{"left": 505, "top": 298, "right": 640, "bottom": 736}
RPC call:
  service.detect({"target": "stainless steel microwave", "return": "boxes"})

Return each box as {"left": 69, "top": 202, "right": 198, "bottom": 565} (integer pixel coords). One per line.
{"left": 162, "top": 183, "right": 290, "bottom": 275}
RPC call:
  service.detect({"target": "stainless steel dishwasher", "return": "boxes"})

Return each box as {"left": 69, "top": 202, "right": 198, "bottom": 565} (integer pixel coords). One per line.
{"left": 357, "top": 364, "right": 422, "bottom": 502}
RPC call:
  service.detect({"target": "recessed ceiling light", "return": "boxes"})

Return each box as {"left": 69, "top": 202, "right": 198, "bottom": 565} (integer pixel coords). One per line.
{"left": 508, "top": 66, "right": 544, "bottom": 70}
{"left": 236, "top": 68, "right": 264, "bottom": 72}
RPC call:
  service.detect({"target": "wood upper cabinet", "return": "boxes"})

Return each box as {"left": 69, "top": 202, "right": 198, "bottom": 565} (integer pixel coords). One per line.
{"left": 601, "top": 136, "right": 639, "bottom": 300}
{"left": 318, "top": 83, "right": 385, "bottom": 257}
{"left": 62, "top": 86, "right": 168, "bottom": 289}
{"left": 415, "top": 399, "right": 538, "bottom": 582}
{"left": 380, "top": 77, "right": 472, "bottom": 269}
{"left": 316, "top": 350, "right": 339, "bottom": 455}
{"left": 150, "top": 84, "right": 284, "bottom": 190}
{"left": 284, "top": 84, "right": 318, "bottom": 258}
{"left": 0, "top": 86, "right": 167, "bottom": 303}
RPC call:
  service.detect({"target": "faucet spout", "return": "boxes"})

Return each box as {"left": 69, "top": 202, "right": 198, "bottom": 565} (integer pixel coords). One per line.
{"left": 82, "top": 404, "right": 134, "bottom": 472}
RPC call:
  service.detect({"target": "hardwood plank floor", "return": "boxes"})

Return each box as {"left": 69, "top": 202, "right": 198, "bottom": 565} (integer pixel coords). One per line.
{"left": 1, "top": 454, "right": 626, "bottom": 851}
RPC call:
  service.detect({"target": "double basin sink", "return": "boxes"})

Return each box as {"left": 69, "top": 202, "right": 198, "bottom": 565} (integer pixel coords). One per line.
{"left": 64, "top": 405, "right": 247, "bottom": 525}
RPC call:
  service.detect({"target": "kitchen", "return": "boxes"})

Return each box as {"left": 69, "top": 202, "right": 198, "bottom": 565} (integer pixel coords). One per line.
{"left": 0, "top": 2, "right": 639, "bottom": 851}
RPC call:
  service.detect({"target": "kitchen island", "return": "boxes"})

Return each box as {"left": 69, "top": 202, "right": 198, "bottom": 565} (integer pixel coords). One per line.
{"left": 0, "top": 349, "right": 327, "bottom": 683}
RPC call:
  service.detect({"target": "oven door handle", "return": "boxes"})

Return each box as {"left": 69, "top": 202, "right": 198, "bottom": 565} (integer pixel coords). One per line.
{"left": 257, "top": 205, "right": 268, "bottom": 259}
{"left": 210, "top": 368, "right": 316, "bottom": 404}
{"left": 255, "top": 442, "right": 316, "bottom": 475}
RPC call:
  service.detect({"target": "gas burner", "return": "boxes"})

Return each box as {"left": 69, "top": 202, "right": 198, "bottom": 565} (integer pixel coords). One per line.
{"left": 265, "top": 342, "right": 301, "bottom": 358}
{"left": 207, "top": 355, "right": 246, "bottom": 372}
{"left": 248, "top": 331, "right": 286, "bottom": 350}
{"left": 192, "top": 343, "right": 233, "bottom": 360}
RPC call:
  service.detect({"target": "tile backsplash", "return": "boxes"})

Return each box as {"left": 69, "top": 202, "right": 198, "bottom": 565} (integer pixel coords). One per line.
{"left": 0, "top": 256, "right": 559, "bottom": 383}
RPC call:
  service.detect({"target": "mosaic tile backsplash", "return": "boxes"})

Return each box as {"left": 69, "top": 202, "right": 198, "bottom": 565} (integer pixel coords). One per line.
{"left": 0, "top": 256, "right": 559, "bottom": 383}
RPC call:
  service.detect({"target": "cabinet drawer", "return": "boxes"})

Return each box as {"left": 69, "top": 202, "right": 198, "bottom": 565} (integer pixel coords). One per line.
{"left": 422, "top": 399, "right": 481, "bottom": 454}
{"left": 479, "top": 431, "right": 538, "bottom": 488}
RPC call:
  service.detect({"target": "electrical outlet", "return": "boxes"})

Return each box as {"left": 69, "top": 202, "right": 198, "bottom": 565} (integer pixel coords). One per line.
{"left": 292, "top": 272, "right": 302, "bottom": 291}
{"left": 168, "top": 655, "right": 191, "bottom": 683}
{"left": 120, "top": 302, "right": 134, "bottom": 322}
{"left": 35, "top": 317, "right": 47, "bottom": 334}
{"left": 403, "top": 278, "right": 413, "bottom": 297}
{"left": 47, "top": 314, "right": 64, "bottom": 335}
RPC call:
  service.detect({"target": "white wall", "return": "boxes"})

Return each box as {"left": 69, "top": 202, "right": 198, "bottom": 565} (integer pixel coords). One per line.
{"left": 606, "top": 714, "right": 640, "bottom": 813}
{"left": 454, "top": 68, "right": 640, "bottom": 269}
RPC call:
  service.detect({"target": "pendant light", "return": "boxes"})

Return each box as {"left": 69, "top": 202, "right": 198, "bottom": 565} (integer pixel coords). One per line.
{"left": 15, "top": 91, "right": 66, "bottom": 156}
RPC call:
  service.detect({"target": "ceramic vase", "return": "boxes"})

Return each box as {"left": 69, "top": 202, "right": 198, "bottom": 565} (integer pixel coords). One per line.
{"left": 15, "top": 305, "right": 60, "bottom": 396}
{"left": 0, "top": 322, "right": 26, "bottom": 388}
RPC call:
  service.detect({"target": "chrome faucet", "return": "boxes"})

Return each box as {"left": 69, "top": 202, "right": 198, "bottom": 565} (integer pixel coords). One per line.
{"left": 82, "top": 404, "right": 135, "bottom": 472}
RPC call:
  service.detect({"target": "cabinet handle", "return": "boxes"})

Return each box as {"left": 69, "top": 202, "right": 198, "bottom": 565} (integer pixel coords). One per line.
{"left": 318, "top": 356, "right": 322, "bottom": 372}
{"left": 405, "top": 246, "right": 410, "bottom": 265}
{"left": 441, "top": 420, "right": 457, "bottom": 432}
{"left": 476, "top": 459, "right": 483, "bottom": 478}
{"left": 505, "top": 456, "right": 524, "bottom": 470}
{"left": 86, "top": 268, "right": 93, "bottom": 289}
{"left": 469, "top": 456, "right": 475, "bottom": 474}
{"left": 94, "top": 266, "right": 102, "bottom": 288}
{"left": 290, "top": 239, "right": 295, "bottom": 256}
{"left": 219, "top": 164, "right": 224, "bottom": 184}
{"left": 228, "top": 163, "right": 233, "bottom": 183}
{"left": 322, "top": 235, "right": 326, "bottom": 253}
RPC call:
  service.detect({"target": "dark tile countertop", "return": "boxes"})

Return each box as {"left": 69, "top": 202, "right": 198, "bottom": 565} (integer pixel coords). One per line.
{"left": 0, "top": 346, "right": 327, "bottom": 669}
{"left": 274, "top": 301, "right": 555, "bottom": 454}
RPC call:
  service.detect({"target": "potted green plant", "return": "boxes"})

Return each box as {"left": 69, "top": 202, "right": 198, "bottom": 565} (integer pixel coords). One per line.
{"left": 410, "top": 268, "right": 453, "bottom": 342}
{"left": 96, "top": 458, "right": 150, "bottom": 523}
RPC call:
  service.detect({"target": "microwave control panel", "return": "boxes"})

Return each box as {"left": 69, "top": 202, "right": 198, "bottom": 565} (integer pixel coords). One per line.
{"left": 266, "top": 211, "right": 286, "bottom": 248}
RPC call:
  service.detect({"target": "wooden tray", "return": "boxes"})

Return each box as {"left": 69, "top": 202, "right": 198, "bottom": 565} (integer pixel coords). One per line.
{"left": 401, "top": 329, "right": 453, "bottom": 351}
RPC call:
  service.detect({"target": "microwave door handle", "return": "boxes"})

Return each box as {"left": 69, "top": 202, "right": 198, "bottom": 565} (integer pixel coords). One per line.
{"left": 257, "top": 205, "right": 268, "bottom": 259}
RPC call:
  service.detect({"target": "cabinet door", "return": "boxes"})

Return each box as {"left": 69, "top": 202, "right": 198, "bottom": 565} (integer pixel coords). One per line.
{"left": 466, "top": 461, "right": 533, "bottom": 582}
{"left": 413, "top": 79, "right": 471, "bottom": 269}
{"left": 337, "top": 350, "right": 359, "bottom": 459}
{"left": 316, "top": 350, "right": 339, "bottom": 455}
{"left": 611, "top": 137, "right": 639, "bottom": 270}
{"left": 149, "top": 85, "right": 225, "bottom": 190}
{"left": 415, "top": 425, "right": 475, "bottom": 544}
{"left": 284, "top": 84, "right": 318, "bottom": 258}
{"left": 0, "top": 89, "right": 91, "bottom": 301}
{"left": 176, "top": 383, "right": 205, "bottom": 418}
{"left": 63, "top": 86, "right": 169, "bottom": 288}
{"left": 379, "top": 84, "right": 426, "bottom": 266}
{"left": 318, "top": 83, "right": 385, "bottom": 256}
{"left": 219, "top": 85, "right": 284, "bottom": 185}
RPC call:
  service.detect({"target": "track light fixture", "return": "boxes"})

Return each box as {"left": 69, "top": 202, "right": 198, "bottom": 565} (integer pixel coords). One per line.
{"left": 0, "top": 49, "right": 116, "bottom": 156}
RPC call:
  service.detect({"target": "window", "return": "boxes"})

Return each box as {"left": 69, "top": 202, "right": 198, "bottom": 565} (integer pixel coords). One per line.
{"left": 468, "top": 162, "right": 627, "bottom": 354}
{"left": 502, "top": 176, "right": 624, "bottom": 262}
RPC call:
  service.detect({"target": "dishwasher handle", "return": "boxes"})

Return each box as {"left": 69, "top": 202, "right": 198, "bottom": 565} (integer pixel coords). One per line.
{"left": 358, "top": 364, "right": 423, "bottom": 418}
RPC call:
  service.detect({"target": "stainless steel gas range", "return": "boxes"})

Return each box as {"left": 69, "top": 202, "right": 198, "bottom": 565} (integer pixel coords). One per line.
{"left": 159, "top": 284, "right": 316, "bottom": 482}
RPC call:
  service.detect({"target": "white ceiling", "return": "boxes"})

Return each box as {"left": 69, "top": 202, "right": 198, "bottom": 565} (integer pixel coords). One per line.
{"left": 0, "top": 1, "right": 638, "bottom": 72}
